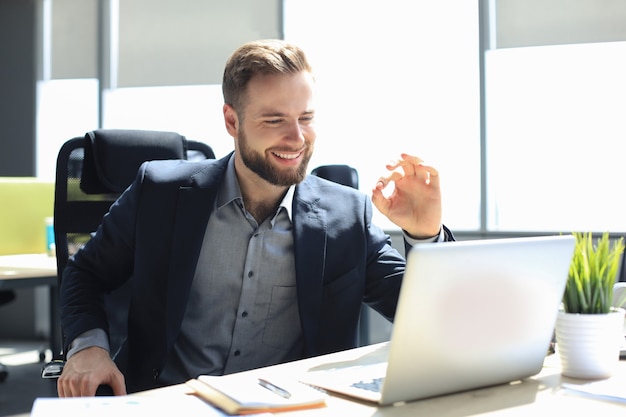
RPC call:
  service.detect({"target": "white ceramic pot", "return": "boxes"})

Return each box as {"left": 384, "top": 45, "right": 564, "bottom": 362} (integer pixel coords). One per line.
{"left": 555, "top": 308, "right": 625, "bottom": 379}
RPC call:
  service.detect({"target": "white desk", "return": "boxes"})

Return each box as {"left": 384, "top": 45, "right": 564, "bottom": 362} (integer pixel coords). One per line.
{"left": 0, "top": 254, "right": 57, "bottom": 288}
{"left": 0, "top": 254, "right": 60, "bottom": 358}
{"left": 136, "top": 343, "right": 626, "bottom": 416}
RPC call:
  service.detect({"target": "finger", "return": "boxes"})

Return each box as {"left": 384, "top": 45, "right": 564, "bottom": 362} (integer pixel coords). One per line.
{"left": 399, "top": 155, "right": 439, "bottom": 186}
{"left": 416, "top": 164, "right": 439, "bottom": 186}
{"left": 399, "top": 153, "right": 425, "bottom": 165}
{"left": 81, "top": 376, "right": 103, "bottom": 397}
{"left": 61, "top": 371, "right": 100, "bottom": 397}
{"left": 57, "top": 378, "right": 66, "bottom": 398}
{"left": 57, "top": 373, "right": 75, "bottom": 397}
{"left": 380, "top": 164, "right": 436, "bottom": 187}
{"left": 79, "top": 379, "right": 96, "bottom": 397}
{"left": 386, "top": 159, "right": 416, "bottom": 177}
{"left": 109, "top": 372, "right": 127, "bottom": 396}
{"left": 414, "top": 161, "right": 439, "bottom": 177}
{"left": 389, "top": 154, "right": 436, "bottom": 179}
{"left": 371, "top": 187, "right": 390, "bottom": 215}
{"left": 376, "top": 169, "right": 404, "bottom": 189}
{"left": 58, "top": 378, "right": 77, "bottom": 397}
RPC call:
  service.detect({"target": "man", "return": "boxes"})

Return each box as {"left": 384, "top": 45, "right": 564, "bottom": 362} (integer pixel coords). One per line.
{"left": 57, "top": 39, "right": 454, "bottom": 397}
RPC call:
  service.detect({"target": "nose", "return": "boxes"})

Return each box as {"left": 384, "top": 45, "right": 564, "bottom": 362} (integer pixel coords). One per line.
{"left": 285, "top": 120, "right": 306, "bottom": 144}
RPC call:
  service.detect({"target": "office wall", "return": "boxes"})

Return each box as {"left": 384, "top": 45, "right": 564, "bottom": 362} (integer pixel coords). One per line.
{"left": 0, "top": 0, "right": 37, "bottom": 176}
{"left": 0, "top": 1, "right": 40, "bottom": 340}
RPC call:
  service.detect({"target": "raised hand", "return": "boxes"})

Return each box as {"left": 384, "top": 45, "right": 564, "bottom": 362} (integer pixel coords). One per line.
{"left": 371, "top": 153, "right": 442, "bottom": 239}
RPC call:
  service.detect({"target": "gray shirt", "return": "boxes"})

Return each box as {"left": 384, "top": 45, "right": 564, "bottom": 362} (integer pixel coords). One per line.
{"left": 159, "top": 156, "right": 302, "bottom": 384}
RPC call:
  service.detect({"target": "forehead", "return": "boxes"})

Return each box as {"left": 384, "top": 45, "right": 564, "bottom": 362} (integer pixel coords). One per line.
{"left": 244, "top": 71, "right": 315, "bottom": 115}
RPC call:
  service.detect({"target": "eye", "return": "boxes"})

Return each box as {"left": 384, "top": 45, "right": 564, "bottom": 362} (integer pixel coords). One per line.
{"left": 300, "top": 114, "right": 315, "bottom": 124}
{"left": 265, "top": 118, "right": 283, "bottom": 125}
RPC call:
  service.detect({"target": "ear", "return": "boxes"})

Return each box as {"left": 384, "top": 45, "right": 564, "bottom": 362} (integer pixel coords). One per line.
{"left": 223, "top": 104, "right": 239, "bottom": 138}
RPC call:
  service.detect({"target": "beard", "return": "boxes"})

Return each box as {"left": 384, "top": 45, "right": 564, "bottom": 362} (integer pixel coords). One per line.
{"left": 238, "top": 129, "right": 313, "bottom": 186}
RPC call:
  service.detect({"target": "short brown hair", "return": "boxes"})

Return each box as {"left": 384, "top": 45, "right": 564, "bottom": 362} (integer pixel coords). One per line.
{"left": 222, "top": 39, "right": 313, "bottom": 114}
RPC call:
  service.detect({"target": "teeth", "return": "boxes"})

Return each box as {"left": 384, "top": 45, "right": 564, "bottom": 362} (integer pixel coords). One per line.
{"left": 274, "top": 152, "right": 299, "bottom": 160}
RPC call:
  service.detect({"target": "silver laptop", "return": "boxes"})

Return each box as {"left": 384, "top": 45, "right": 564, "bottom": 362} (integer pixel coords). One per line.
{"left": 300, "top": 235, "right": 576, "bottom": 405}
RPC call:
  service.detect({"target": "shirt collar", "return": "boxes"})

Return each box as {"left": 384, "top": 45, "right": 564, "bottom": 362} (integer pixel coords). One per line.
{"left": 218, "top": 154, "right": 295, "bottom": 220}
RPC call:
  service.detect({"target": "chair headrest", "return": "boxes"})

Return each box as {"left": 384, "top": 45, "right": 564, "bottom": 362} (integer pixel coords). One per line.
{"left": 80, "top": 129, "right": 188, "bottom": 194}
{"left": 311, "top": 165, "right": 359, "bottom": 189}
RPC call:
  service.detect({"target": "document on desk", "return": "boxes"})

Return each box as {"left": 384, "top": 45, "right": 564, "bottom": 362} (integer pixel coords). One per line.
{"left": 186, "top": 374, "right": 328, "bottom": 415}
{"left": 30, "top": 395, "right": 235, "bottom": 417}
{"left": 561, "top": 380, "right": 626, "bottom": 404}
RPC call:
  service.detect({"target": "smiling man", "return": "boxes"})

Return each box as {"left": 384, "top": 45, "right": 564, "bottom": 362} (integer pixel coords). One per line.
{"left": 57, "top": 39, "right": 454, "bottom": 397}
{"left": 224, "top": 56, "right": 316, "bottom": 222}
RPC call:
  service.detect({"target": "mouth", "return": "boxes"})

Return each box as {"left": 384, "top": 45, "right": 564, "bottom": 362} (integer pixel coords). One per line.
{"left": 271, "top": 150, "right": 304, "bottom": 161}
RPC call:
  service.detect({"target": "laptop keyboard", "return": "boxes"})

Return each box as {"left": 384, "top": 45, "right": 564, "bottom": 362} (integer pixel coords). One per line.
{"left": 351, "top": 377, "right": 385, "bottom": 393}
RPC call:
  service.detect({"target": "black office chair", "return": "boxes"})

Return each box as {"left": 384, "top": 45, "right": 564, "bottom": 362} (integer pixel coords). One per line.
{"left": 50, "top": 129, "right": 215, "bottom": 364}
{"left": 0, "top": 290, "right": 16, "bottom": 382}
{"left": 311, "top": 165, "right": 359, "bottom": 189}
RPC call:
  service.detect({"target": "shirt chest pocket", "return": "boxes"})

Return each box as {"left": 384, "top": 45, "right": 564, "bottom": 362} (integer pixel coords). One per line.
{"left": 262, "top": 285, "right": 301, "bottom": 349}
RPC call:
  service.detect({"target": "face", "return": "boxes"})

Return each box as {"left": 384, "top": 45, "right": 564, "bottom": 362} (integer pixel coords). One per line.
{"left": 225, "top": 71, "right": 316, "bottom": 187}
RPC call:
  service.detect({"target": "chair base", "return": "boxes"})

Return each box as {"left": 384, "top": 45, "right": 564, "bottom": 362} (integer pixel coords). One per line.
{"left": 0, "top": 362, "right": 8, "bottom": 383}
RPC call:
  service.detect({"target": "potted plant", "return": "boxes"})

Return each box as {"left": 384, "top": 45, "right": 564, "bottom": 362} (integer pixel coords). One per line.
{"left": 555, "top": 231, "right": 625, "bottom": 379}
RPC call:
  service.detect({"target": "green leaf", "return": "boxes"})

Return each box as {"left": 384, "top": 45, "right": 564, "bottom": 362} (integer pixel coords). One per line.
{"left": 563, "top": 232, "right": 625, "bottom": 314}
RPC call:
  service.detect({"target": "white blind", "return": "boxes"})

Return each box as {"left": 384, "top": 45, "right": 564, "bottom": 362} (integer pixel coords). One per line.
{"left": 50, "top": 0, "right": 98, "bottom": 79}
{"left": 495, "top": 0, "right": 626, "bottom": 48}
{"left": 116, "top": 0, "right": 282, "bottom": 87}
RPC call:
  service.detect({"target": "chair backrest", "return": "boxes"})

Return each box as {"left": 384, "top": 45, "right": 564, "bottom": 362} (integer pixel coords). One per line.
{"left": 311, "top": 164, "right": 359, "bottom": 189}
{"left": 53, "top": 129, "right": 214, "bottom": 357}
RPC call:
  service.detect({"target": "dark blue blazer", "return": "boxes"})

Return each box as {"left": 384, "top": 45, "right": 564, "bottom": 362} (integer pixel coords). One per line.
{"left": 61, "top": 153, "right": 453, "bottom": 392}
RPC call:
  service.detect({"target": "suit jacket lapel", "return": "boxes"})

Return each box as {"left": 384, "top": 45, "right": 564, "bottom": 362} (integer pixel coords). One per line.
{"left": 165, "top": 157, "right": 229, "bottom": 347}
{"left": 292, "top": 179, "right": 328, "bottom": 354}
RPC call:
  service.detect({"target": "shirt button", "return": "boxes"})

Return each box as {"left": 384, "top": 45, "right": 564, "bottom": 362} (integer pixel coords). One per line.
{"left": 234, "top": 350, "right": 241, "bottom": 356}
{"left": 241, "top": 311, "right": 248, "bottom": 318}
{"left": 247, "top": 270, "right": 254, "bottom": 278}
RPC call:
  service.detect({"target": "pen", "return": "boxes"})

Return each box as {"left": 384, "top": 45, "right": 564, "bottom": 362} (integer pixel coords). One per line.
{"left": 258, "top": 378, "right": 292, "bottom": 399}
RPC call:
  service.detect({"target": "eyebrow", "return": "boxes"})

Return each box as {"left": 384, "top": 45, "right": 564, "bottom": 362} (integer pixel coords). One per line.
{"left": 257, "top": 109, "right": 315, "bottom": 118}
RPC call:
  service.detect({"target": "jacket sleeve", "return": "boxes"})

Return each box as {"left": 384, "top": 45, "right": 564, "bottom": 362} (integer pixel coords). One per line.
{"left": 60, "top": 166, "right": 144, "bottom": 354}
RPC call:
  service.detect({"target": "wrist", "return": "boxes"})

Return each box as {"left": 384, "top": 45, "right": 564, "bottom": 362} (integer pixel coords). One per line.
{"left": 403, "top": 226, "right": 443, "bottom": 243}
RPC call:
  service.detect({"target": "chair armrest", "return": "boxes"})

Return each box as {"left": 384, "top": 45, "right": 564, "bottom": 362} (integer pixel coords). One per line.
{"left": 41, "top": 360, "right": 65, "bottom": 379}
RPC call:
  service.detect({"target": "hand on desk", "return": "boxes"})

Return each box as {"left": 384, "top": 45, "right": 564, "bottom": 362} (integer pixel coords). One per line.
{"left": 57, "top": 346, "right": 126, "bottom": 397}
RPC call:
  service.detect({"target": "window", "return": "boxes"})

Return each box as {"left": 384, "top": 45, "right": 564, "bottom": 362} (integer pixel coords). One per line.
{"left": 37, "top": 0, "right": 626, "bottom": 233}
{"left": 485, "top": 0, "right": 626, "bottom": 233}
{"left": 36, "top": 0, "right": 99, "bottom": 179}
{"left": 284, "top": 0, "right": 481, "bottom": 231}
{"left": 36, "top": 0, "right": 282, "bottom": 178}
{"left": 101, "top": 0, "right": 282, "bottom": 162}
{"left": 485, "top": 41, "right": 626, "bottom": 232}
